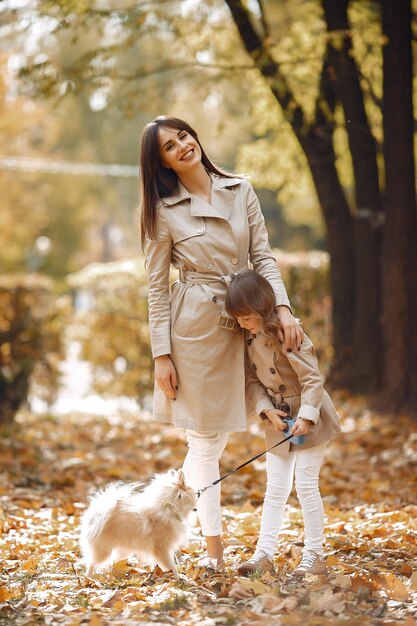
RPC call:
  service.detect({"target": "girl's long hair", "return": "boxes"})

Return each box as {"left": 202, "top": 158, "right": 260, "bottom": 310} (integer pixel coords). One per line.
{"left": 139, "top": 116, "right": 234, "bottom": 249}
{"left": 225, "top": 270, "right": 281, "bottom": 338}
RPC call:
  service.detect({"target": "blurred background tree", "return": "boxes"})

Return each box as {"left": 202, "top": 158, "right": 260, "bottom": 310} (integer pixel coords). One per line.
{"left": 0, "top": 273, "right": 68, "bottom": 423}
{"left": 0, "top": 0, "right": 416, "bottom": 410}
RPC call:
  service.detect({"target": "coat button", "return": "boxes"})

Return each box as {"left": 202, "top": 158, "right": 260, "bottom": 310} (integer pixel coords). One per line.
{"left": 279, "top": 384, "right": 286, "bottom": 392}
{"left": 206, "top": 263, "right": 214, "bottom": 270}
{"left": 231, "top": 257, "right": 238, "bottom": 265}
{"left": 212, "top": 296, "right": 218, "bottom": 303}
{"left": 196, "top": 227, "right": 204, "bottom": 234}
{"left": 246, "top": 338, "right": 253, "bottom": 346}
{"left": 269, "top": 368, "right": 276, "bottom": 374}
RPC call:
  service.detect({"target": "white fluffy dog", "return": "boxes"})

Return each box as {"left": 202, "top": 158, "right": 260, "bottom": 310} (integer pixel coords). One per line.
{"left": 80, "top": 469, "right": 196, "bottom": 578}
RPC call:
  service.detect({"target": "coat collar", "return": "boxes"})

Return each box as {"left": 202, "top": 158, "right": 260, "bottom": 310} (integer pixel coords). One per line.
{"left": 162, "top": 174, "right": 242, "bottom": 223}
{"left": 211, "top": 174, "right": 242, "bottom": 189}
{"left": 162, "top": 184, "right": 191, "bottom": 207}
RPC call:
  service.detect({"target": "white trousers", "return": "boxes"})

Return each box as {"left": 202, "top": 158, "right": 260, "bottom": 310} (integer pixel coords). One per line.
{"left": 257, "top": 443, "right": 327, "bottom": 557}
{"left": 182, "top": 430, "right": 229, "bottom": 536}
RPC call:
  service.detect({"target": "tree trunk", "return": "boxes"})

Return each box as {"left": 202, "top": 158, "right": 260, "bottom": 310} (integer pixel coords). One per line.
{"left": 0, "top": 368, "right": 31, "bottom": 424}
{"left": 381, "top": 0, "right": 417, "bottom": 409}
{"left": 323, "top": 0, "right": 383, "bottom": 392}
{"left": 301, "top": 136, "right": 355, "bottom": 383}
{"left": 225, "top": 0, "right": 356, "bottom": 385}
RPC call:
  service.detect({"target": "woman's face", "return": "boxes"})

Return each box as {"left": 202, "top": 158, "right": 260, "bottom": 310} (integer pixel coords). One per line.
{"left": 158, "top": 126, "right": 202, "bottom": 175}
{"left": 236, "top": 313, "right": 263, "bottom": 334}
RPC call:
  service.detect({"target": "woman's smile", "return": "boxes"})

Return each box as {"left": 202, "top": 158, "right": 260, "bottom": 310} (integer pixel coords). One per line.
{"left": 158, "top": 127, "right": 201, "bottom": 172}
{"left": 180, "top": 148, "right": 195, "bottom": 161}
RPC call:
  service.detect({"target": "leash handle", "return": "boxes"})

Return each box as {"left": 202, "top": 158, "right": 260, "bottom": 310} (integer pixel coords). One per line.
{"left": 196, "top": 432, "right": 294, "bottom": 499}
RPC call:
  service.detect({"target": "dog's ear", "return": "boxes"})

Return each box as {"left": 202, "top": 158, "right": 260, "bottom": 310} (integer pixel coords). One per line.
{"left": 177, "top": 468, "right": 185, "bottom": 485}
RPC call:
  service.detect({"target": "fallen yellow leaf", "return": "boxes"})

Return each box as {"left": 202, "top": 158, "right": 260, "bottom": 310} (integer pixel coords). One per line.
{"left": 326, "top": 555, "right": 339, "bottom": 566}
{"left": 410, "top": 571, "right": 417, "bottom": 590}
{"left": 110, "top": 559, "right": 130, "bottom": 576}
{"left": 378, "top": 573, "right": 410, "bottom": 601}
{"left": 21, "top": 556, "right": 39, "bottom": 572}
{"left": 0, "top": 587, "right": 14, "bottom": 602}
{"left": 228, "top": 581, "right": 253, "bottom": 599}
{"left": 238, "top": 577, "right": 269, "bottom": 595}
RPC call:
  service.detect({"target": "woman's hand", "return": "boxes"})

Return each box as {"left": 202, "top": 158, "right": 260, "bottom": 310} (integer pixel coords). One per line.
{"left": 264, "top": 408, "right": 288, "bottom": 432}
{"left": 290, "top": 417, "right": 312, "bottom": 437}
{"left": 155, "top": 355, "right": 178, "bottom": 400}
{"left": 275, "top": 305, "right": 304, "bottom": 352}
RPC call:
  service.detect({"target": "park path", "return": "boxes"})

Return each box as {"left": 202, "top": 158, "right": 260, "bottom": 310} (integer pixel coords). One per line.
{"left": 30, "top": 339, "right": 140, "bottom": 417}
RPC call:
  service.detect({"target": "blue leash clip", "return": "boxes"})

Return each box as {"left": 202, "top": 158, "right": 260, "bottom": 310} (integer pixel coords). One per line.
{"left": 283, "top": 417, "right": 306, "bottom": 446}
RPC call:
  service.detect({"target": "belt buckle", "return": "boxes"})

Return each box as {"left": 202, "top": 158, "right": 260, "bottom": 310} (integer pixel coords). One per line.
{"left": 218, "top": 315, "right": 237, "bottom": 330}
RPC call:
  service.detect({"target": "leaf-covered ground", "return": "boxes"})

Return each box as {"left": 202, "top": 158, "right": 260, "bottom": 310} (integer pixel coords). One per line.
{"left": 1, "top": 393, "right": 417, "bottom": 625}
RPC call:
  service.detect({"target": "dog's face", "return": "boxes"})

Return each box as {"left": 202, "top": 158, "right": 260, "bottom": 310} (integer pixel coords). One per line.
{"left": 168, "top": 469, "right": 197, "bottom": 516}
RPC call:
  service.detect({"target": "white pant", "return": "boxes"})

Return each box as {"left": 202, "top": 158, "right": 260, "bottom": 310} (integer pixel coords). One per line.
{"left": 182, "top": 430, "right": 229, "bottom": 536}
{"left": 257, "top": 443, "right": 327, "bottom": 557}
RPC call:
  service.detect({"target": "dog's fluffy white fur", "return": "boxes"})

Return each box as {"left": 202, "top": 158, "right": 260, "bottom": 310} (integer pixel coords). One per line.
{"left": 80, "top": 469, "right": 196, "bottom": 578}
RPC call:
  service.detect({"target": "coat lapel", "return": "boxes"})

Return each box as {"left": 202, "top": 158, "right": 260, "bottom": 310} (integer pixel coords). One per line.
{"left": 190, "top": 175, "right": 240, "bottom": 221}
{"left": 162, "top": 184, "right": 191, "bottom": 206}
{"left": 163, "top": 175, "right": 242, "bottom": 221}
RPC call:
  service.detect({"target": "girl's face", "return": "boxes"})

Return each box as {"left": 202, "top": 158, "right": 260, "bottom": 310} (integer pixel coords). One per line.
{"left": 236, "top": 313, "right": 263, "bottom": 334}
{"left": 158, "top": 126, "right": 202, "bottom": 175}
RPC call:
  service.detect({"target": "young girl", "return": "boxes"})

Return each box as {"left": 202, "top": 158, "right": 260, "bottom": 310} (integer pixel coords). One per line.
{"left": 225, "top": 269, "right": 340, "bottom": 576}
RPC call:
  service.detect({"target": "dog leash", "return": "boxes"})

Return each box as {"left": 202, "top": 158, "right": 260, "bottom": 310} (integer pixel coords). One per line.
{"left": 196, "top": 431, "right": 294, "bottom": 499}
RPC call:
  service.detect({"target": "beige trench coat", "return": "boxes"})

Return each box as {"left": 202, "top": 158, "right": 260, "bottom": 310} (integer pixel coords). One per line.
{"left": 145, "top": 174, "right": 291, "bottom": 432}
{"left": 245, "top": 330, "right": 341, "bottom": 455}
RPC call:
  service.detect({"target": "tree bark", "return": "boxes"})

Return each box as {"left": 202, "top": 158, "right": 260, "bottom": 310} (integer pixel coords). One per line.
{"left": 381, "top": 0, "right": 417, "bottom": 409}
{"left": 300, "top": 132, "right": 355, "bottom": 382}
{"left": 225, "top": 0, "right": 355, "bottom": 383}
{"left": 322, "top": 0, "right": 383, "bottom": 392}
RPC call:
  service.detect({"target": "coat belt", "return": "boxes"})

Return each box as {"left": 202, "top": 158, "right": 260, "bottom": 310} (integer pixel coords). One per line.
{"left": 178, "top": 265, "right": 248, "bottom": 287}
{"left": 178, "top": 266, "right": 248, "bottom": 330}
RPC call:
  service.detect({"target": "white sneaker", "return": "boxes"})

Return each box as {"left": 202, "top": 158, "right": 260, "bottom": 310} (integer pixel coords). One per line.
{"left": 197, "top": 557, "right": 225, "bottom": 572}
{"left": 293, "top": 550, "right": 327, "bottom": 576}
{"left": 237, "top": 550, "right": 275, "bottom": 576}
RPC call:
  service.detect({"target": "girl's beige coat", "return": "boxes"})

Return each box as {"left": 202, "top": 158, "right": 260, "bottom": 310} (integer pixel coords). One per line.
{"left": 145, "top": 175, "right": 290, "bottom": 432}
{"left": 245, "top": 332, "right": 341, "bottom": 455}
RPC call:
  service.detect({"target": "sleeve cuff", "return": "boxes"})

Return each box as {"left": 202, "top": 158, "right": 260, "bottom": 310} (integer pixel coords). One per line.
{"left": 297, "top": 404, "right": 320, "bottom": 425}
{"left": 275, "top": 301, "right": 293, "bottom": 314}
{"left": 256, "top": 399, "right": 275, "bottom": 416}
{"left": 152, "top": 343, "right": 172, "bottom": 358}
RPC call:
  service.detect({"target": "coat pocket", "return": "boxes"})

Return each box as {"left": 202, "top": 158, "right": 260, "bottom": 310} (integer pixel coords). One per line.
{"left": 171, "top": 283, "right": 214, "bottom": 339}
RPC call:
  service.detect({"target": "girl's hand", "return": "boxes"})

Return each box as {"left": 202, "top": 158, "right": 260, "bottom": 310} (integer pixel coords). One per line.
{"left": 275, "top": 306, "right": 304, "bottom": 352}
{"left": 264, "top": 408, "right": 288, "bottom": 432}
{"left": 155, "top": 355, "right": 178, "bottom": 400}
{"left": 290, "top": 417, "right": 312, "bottom": 436}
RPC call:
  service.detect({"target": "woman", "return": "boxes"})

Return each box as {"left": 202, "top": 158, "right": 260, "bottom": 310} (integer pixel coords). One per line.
{"left": 139, "top": 115, "right": 303, "bottom": 570}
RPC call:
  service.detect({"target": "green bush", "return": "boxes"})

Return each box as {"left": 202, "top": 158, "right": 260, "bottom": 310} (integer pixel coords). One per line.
{"left": 0, "top": 274, "right": 68, "bottom": 423}
{"left": 68, "top": 259, "right": 153, "bottom": 402}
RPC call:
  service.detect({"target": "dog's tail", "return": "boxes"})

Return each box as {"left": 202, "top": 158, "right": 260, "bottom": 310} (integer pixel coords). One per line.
{"left": 80, "top": 482, "right": 142, "bottom": 544}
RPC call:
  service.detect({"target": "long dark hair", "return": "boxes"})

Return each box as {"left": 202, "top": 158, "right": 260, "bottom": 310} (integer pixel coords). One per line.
{"left": 139, "top": 116, "right": 234, "bottom": 248}
{"left": 225, "top": 270, "right": 281, "bottom": 338}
